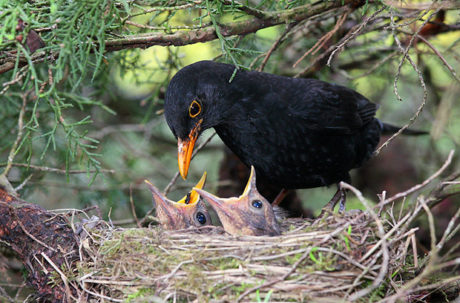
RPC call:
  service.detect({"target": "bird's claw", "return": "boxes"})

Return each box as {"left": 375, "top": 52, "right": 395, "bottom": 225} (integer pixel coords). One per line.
{"left": 316, "top": 187, "right": 347, "bottom": 219}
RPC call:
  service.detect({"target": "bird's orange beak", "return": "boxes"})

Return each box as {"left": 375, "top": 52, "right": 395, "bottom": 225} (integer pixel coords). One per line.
{"left": 178, "top": 119, "right": 203, "bottom": 179}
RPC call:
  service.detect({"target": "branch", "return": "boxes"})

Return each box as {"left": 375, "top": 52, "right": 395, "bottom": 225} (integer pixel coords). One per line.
{"left": 0, "top": 188, "right": 79, "bottom": 302}
{"left": 106, "top": 1, "right": 354, "bottom": 50}
{"left": 381, "top": 150, "right": 454, "bottom": 207}
{"left": 0, "top": 163, "right": 115, "bottom": 175}
{"left": 0, "top": 0, "right": 361, "bottom": 75}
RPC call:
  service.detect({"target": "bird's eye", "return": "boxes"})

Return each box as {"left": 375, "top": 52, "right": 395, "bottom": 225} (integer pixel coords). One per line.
{"left": 196, "top": 211, "right": 207, "bottom": 225}
{"left": 189, "top": 100, "right": 201, "bottom": 118}
{"left": 251, "top": 200, "right": 263, "bottom": 209}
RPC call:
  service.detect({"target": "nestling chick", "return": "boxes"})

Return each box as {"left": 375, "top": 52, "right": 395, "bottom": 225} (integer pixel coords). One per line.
{"left": 145, "top": 172, "right": 211, "bottom": 230}
{"left": 194, "top": 166, "right": 281, "bottom": 236}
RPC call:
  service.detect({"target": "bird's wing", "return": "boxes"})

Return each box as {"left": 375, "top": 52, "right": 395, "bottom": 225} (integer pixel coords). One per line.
{"left": 285, "top": 79, "right": 377, "bottom": 135}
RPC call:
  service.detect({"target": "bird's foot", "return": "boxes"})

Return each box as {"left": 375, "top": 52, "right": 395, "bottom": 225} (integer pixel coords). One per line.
{"left": 317, "top": 187, "right": 346, "bottom": 219}
{"left": 338, "top": 194, "right": 346, "bottom": 214}
{"left": 272, "top": 188, "right": 289, "bottom": 206}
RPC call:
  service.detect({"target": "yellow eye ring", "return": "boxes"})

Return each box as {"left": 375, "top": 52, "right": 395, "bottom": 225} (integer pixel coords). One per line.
{"left": 189, "top": 100, "right": 201, "bottom": 118}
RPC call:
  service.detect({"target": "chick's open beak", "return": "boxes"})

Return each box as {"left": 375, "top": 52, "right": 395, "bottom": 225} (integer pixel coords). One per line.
{"left": 178, "top": 119, "right": 203, "bottom": 179}
{"left": 144, "top": 180, "right": 170, "bottom": 212}
{"left": 145, "top": 179, "right": 204, "bottom": 229}
{"left": 177, "top": 171, "right": 207, "bottom": 204}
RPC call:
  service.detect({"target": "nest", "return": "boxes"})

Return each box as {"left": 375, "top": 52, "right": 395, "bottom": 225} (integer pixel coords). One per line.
{"left": 22, "top": 153, "right": 451, "bottom": 302}
{"left": 74, "top": 204, "right": 458, "bottom": 303}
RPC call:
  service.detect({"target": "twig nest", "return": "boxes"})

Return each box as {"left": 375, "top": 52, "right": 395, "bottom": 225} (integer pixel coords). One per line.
{"left": 77, "top": 210, "right": 418, "bottom": 302}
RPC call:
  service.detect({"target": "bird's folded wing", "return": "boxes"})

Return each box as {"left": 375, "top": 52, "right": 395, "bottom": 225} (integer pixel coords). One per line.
{"left": 285, "top": 80, "right": 377, "bottom": 135}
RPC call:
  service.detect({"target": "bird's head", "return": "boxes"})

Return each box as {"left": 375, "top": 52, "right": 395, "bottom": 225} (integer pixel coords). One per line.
{"left": 194, "top": 166, "right": 281, "bottom": 236}
{"left": 144, "top": 172, "right": 212, "bottom": 230}
{"left": 164, "top": 61, "right": 239, "bottom": 179}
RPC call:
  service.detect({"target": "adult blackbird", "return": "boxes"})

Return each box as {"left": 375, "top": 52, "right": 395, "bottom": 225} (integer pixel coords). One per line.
{"left": 194, "top": 166, "right": 281, "bottom": 236}
{"left": 144, "top": 172, "right": 212, "bottom": 230}
{"left": 164, "top": 61, "right": 423, "bottom": 210}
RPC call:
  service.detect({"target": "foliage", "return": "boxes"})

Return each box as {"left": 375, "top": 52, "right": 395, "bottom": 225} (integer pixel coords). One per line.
{"left": 0, "top": 0, "right": 459, "bottom": 217}
{"left": 0, "top": 0, "right": 460, "bottom": 301}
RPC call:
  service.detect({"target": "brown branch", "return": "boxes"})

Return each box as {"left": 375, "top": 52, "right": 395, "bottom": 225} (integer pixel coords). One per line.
{"left": 257, "top": 23, "right": 295, "bottom": 72}
{"left": 381, "top": 150, "right": 454, "bottom": 207}
{"left": 0, "top": 0, "right": 361, "bottom": 75}
{"left": 294, "top": 7, "right": 385, "bottom": 77}
{"left": 0, "top": 188, "right": 79, "bottom": 302}
{"left": 236, "top": 247, "right": 312, "bottom": 302}
{"left": 106, "top": 0, "right": 353, "bottom": 51}
{"left": 293, "top": 10, "right": 350, "bottom": 68}
{"left": 1, "top": 93, "right": 28, "bottom": 178}
{"left": 340, "top": 182, "right": 390, "bottom": 301}
{"left": 0, "top": 162, "right": 115, "bottom": 175}
{"left": 0, "top": 49, "right": 54, "bottom": 76}
{"left": 374, "top": 7, "right": 435, "bottom": 155}
{"left": 220, "top": 0, "right": 267, "bottom": 19}
{"left": 383, "top": 0, "right": 460, "bottom": 11}
{"left": 416, "top": 34, "right": 460, "bottom": 83}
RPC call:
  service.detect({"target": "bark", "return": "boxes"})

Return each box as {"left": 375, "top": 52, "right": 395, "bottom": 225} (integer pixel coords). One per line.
{"left": 0, "top": 188, "right": 79, "bottom": 302}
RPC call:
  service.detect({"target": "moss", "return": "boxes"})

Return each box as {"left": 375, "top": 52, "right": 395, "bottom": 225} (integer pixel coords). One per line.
{"left": 71, "top": 211, "right": 458, "bottom": 302}
{"left": 230, "top": 282, "right": 255, "bottom": 296}
{"left": 125, "top": 288, "right": 156, "bottom": 302}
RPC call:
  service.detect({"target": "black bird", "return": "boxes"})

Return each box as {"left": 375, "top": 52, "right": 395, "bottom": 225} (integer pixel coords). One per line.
{"left": 164, "top": 61, "right": 423, "bottom": 211}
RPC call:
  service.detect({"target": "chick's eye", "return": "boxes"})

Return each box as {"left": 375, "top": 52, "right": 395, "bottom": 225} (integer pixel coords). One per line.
{"left": 251, "top": 200, "right": 263, "bottom": 209}
{"left": 196, "top": 211, "right": 207, "bottom": 225}
{"left": 189, "top": 100, "right": 201, "bottom": 118}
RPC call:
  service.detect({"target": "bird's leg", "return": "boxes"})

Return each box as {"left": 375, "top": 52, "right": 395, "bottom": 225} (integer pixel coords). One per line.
{"left": 337, "top": 188, "right": 346, "bottom": 214}
{"left": 272, "top": 188, "right": 289, "bottom": 206}
{"left": 317, "top": 185, "right": 347, "bottom": 218}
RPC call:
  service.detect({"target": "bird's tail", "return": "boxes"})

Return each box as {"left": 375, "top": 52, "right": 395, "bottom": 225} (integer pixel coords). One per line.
{"left": 379, "top": 121, "right": 428, "bottom": 136}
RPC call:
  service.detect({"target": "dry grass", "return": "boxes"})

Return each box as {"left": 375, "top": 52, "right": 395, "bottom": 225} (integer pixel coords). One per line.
{"left": 66, "top": 151, "right": 460, "bottom": 303}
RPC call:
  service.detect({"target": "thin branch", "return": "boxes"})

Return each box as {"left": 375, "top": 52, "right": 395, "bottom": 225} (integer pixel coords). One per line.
{"left": 14, "top": 174, "right": 33, "bottom": 192}
{"left": 125, "top": 1, "right": 202, "bottom": 19}
{"left": 375, "top": 7, "right": 434, "bottom": 154}
{"left": 294, "top": 7, "right": 385, "bottom": 77}
{"left": 0, "top": 0, "right": 359, "bottom": 74}
{"left": 437, "top": 206, "right": 460, "bottom": 250}
{"left": 380, "top": 150, "right": 454, "bottom": 207}
{"left": 0, "top": 163, "right": 115, "bottom": 175}
{"left": 383, "top": 0, "right": 460, "bottom": 11}
{"left": 124, "top": 20, "right": 212, "bottom": 31}
{"left": 40, "top": 252, "right": 73, "bottom": 301}
{"left": 416, "top": 34, "right": 460, "bottom": 83}
{"left": 220, "top": 0, "right": 267, "bottom": 19}
{"left": 257, "top": 23, "right": 295, "bottom": 72}
{"left": 105, "top": 1, "right": 356, "bottom": 51}
{"left": 1, "top": 93, "right": 27, "bottom": 177}
{"left": 236, "top": 247, "right": 312, "bottom": 302}
{"left": 294, "top": 10, "right": 350, "bottom": 68}
{"left": 340, "top": 182, "right": 390, "bottom": 301}
{"left": 327, "top": 7, "right": 385, "bottom": 66}
{"left": 420, "top": 198, "right": 437, "bottom": 252}
{"left": 129, "top": 184, "right": 140, "bottom": 228}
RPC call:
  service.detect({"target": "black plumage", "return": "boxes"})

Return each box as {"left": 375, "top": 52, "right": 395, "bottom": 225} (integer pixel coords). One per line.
{"left": 164, "top": 61, "right": 410, "bottom": 193}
